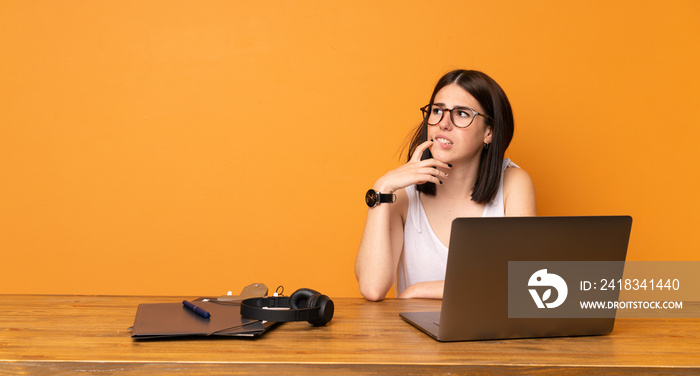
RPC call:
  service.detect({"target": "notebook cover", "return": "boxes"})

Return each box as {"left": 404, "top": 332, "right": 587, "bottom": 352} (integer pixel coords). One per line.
{"left": 131, "top": 300, "right": 268, "bottom": 339}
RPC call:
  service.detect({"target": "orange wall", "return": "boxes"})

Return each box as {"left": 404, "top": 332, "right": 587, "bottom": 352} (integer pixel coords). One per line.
{"left": 2, "top": 1, "right": 698, "bottom": 297}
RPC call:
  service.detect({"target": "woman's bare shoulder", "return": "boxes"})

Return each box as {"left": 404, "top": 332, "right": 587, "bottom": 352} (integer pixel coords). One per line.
{"left": 503, "top": 166, "right": 536, "bottom": 216}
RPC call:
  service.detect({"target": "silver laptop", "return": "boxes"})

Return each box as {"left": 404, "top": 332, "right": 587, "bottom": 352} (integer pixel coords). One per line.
{"left": 400, "top": 216, "right": 633, "bottom": 342}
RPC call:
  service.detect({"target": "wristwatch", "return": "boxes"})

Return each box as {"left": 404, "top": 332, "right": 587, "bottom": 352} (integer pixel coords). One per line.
{"left": 365, "top": 189, "right": 396, "bottom": 208}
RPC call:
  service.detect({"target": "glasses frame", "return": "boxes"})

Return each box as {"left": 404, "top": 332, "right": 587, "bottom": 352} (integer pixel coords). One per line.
{"left": 420, "top": 104, "right": 493, "bottom": 128}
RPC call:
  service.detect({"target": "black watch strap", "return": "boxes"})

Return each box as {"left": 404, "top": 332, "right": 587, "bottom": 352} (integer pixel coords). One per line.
{"left": 365, "top": 189, "right": 397, "bottom": 207}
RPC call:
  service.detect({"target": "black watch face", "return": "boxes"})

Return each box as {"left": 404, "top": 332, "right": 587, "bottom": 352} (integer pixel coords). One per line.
{"left": 365, "top": 189, "right": 377, "bottom": 207}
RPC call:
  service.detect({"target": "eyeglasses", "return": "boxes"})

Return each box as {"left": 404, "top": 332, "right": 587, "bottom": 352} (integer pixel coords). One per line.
{"left": 420, "top": 104, "right": 492, "bottom": 128}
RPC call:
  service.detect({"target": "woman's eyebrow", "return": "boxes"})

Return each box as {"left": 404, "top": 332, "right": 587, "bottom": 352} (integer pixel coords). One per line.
{"left": 434, "top": 102, "right": 471, "bottom": 109}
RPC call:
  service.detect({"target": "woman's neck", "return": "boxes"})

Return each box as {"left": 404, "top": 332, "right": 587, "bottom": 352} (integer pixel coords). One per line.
{"left": 436, "top": 158, "right": 481, "bottom": 199}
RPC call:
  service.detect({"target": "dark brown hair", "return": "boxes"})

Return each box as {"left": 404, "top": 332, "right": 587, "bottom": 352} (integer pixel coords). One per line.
{"left": 407, "top": 70, "right": 514, "bottom": 203}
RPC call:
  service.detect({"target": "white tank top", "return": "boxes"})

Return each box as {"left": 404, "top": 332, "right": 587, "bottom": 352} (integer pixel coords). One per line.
{"left": 396, "top": 158, "right": 518, "bottom": 296}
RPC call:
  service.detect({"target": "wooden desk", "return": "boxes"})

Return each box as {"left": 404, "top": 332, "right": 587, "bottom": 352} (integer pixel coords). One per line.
{"left": 0, "top": 295, "right": 698, "bottom": 375}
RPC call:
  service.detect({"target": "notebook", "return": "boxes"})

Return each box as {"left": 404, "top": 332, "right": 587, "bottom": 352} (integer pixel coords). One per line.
{"left": 400, "top": 216, "right": 633, "bottom": 342}
{"left": 131, "top": 298, "right": 276, "bottom": 339}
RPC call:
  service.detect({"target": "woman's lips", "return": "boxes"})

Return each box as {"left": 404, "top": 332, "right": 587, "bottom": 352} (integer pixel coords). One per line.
{"left": 434, "top": 135, "right": 454, "bottom": 149}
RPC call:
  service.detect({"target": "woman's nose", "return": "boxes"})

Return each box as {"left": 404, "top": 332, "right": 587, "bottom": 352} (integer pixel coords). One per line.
{"left": 438, "top": 110, "right": 454, "bottom": 130}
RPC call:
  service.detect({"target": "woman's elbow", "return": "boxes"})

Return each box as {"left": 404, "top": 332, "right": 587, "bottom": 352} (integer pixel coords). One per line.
{"left": 359, "top": 284, "right": 388, "bottom": 302}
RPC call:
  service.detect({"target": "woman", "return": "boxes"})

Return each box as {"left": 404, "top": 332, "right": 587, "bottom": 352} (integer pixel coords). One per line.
{"left": 356, "top": 70, "right": 536, "bottom": 301}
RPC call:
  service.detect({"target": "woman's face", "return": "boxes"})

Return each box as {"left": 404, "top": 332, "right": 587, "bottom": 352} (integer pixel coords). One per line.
{"left": 427, "top": 83, "right": 493, "bottom": 165}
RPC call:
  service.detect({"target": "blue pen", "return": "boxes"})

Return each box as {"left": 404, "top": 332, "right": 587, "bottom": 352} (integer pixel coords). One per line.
{"left": 182, "top": 300, "right": 211, "bottom": 318}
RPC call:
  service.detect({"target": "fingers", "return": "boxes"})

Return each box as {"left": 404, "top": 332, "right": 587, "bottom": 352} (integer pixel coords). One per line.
{"left": 417, "top": 174, "right": 443, "bottom": 186}
{"left": 409, "top": 140, "right": 451, "bottom": 170}
{"left": 420, "top": 159, "right": 452, "bottom": 171}
{"left": 408, "top": 140, "right": 451, "bottom": 185}
{"left": 410, "top": 140, "right": 433, "bottom": 162}
{"left": 376, "top": 140, "right": 452, "bottom": 192}
{"left": 418, "top": 167, "right": 446, "bottom": 185}
{"left": 417, "top": 166, "right": 448, "bottom": 180}
{"left": 376, "top": 162, "right": 448, "bottom": 193}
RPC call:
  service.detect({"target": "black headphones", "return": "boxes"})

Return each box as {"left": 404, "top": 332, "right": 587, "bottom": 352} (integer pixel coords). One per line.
{"left": 240, "top": 288, "right": 334, "bottom": 326}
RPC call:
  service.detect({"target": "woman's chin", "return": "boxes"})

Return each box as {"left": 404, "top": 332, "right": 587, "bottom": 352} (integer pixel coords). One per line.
{"left": 430, "top": 149, "right": 451, "bottom": 164}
